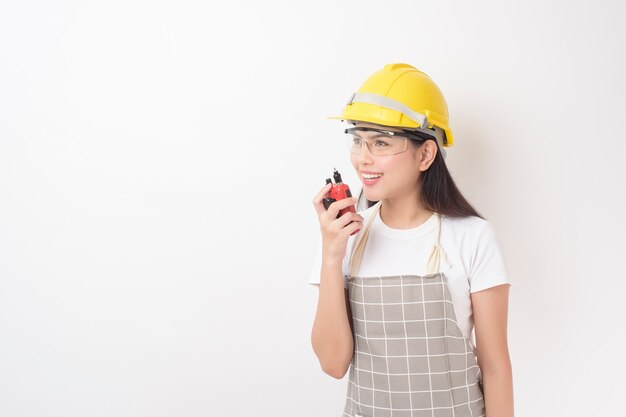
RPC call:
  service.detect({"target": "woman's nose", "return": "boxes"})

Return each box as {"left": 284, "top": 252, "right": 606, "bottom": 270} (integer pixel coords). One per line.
{"left": 358, "top": 141, "right": 375, "bottom": 162}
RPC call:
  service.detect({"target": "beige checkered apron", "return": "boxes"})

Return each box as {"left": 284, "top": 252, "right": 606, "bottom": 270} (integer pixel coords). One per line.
{"left": 343, "top": 202, "right": 485, "bottom": 417}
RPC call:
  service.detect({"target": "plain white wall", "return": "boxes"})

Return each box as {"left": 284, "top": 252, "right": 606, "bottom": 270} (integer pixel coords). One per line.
{"left": 1, "top": 0, "right": 625, "bottom": 416}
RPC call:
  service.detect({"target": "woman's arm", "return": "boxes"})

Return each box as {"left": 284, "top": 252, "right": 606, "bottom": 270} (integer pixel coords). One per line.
{"left": 310, "top": 259, "right": 354, "bottom": 379}
{"left": 472, "top": 283, "right": 514, "bottom": 417}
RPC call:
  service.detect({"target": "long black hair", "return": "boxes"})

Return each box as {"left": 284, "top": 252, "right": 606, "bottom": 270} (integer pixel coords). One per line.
{"left": 356, "top": 137, "right": 485, "bottom": 220}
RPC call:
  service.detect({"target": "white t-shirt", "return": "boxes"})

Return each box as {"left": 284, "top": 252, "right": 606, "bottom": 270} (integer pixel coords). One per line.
{"left": 308, "top": 203, "right": 511, "bottom": 343}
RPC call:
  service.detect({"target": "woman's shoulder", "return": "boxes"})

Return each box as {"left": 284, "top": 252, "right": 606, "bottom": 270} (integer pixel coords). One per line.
{"left": 441, "top": 213, "right": 493, "bottom": 239}
{"left": 441, "top": 213, "right": 488, "bottom": 226}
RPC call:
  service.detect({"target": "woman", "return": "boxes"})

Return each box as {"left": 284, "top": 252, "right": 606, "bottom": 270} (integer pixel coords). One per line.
{"left": 309, "top": 63, "right": 514, "bottom": 417}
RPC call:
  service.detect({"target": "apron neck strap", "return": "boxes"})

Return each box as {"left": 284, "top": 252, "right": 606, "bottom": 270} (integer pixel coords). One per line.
{"left": 349, "top": 201, "right": 445, "bottom": 277}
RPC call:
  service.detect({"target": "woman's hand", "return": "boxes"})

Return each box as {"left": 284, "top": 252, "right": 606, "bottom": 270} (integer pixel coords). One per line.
{"left": 312, "top": 183, "right": 364, "bottom": 264}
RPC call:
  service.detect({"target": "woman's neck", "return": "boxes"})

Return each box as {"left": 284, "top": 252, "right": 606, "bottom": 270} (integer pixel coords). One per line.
{"left": 379, "top": 194, "right": 434, "bottom": 230}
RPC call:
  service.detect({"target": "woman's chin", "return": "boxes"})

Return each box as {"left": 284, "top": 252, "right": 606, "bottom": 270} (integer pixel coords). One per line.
{"left": 362, "top": 189, "right": 382, "bottom": 202}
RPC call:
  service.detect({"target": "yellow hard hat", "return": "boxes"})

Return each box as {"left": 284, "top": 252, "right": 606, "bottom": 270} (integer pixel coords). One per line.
{"left": 329, "top": 63, "right": 454, "bottom": 155}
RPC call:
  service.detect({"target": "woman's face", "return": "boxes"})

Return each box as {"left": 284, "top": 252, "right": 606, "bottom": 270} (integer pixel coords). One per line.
{"left": 349, "top": 121, "right": 434, "bottom": 202}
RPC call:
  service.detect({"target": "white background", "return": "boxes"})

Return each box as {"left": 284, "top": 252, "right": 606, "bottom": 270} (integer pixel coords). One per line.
{"left": 1, "top": 0, "right": 625, "bottom": 416}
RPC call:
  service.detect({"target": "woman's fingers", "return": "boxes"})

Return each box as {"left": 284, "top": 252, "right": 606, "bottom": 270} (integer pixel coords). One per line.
{"left": 333, "top": 211, "right": 364, "bottom": 232}
{"left": 312, "top": 186, "right": 364, "bottom": 262}
{"left": 341, "top": 218, "right": 363, "bottom": 237}
{"left": 312, "top": 183, "right": 333, "bottom": 216}
{"left": 324, "top": 197, "right": 358, "bottom": 220}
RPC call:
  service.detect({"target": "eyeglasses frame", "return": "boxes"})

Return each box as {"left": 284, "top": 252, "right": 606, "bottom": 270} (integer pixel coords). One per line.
{"left": 344, "top": 126, "right": 436, "bottom": 156}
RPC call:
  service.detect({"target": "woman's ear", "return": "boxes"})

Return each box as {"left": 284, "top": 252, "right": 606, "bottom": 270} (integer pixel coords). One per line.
{"left": 417, "top": 140, "right": 438, "bottom": 172}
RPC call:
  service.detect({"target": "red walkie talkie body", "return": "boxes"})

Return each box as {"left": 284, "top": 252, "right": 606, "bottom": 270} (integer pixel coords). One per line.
{"left": 322, "top": 169, "right": 361, "bottom": 236}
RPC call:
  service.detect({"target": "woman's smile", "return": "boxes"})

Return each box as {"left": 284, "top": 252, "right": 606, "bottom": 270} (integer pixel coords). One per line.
{"left": 361, "top": 170, "right": 383, "bottom": 186}
{"left": 362, "top": 175, "right": 382, "bottom": 186}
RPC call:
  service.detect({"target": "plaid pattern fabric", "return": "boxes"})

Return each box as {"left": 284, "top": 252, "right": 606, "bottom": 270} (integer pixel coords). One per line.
{"left": 342, "top": 204, "right": 485, "bottom": 417}
{"left": 342, "top": 274, "right": 485, "bottom": 417}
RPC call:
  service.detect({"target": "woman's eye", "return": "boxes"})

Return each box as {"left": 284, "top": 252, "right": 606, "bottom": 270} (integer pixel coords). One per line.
{"left": 375, "top": 140, "right": 389, "bottom": 146}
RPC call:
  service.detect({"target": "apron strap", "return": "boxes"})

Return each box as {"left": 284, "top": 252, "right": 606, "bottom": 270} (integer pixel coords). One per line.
{"left": 349, "top": 201, "right": 382, "bottom": 277}
{"left": 425, "top": 212, "right": 446, "bottom": 275}
{"left": 348, "top": 201, "right": 448, "bottom": 277}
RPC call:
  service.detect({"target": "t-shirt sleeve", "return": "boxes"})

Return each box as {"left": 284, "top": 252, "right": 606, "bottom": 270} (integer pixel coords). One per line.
{"left": 468, "top": 221, "right": 511, "bottom": 293}
{"left": 308, "top": 234, "right": 349, "bottom": 289}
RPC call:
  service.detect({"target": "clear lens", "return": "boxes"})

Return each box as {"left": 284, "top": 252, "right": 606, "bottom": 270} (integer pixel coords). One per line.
{"left": 344, "top": 129, "right": 408, "bottom": 156}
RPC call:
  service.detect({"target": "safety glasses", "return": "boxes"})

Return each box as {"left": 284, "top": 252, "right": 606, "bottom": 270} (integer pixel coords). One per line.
{"left": 344, "top": 127, "right": 433, "bottom": 156}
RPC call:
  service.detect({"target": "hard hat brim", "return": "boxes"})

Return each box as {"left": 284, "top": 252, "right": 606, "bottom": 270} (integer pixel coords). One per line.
{"left": 327, "top": 115, "right": 454, "bottom": 148}
{"left": 326, "top": 115, "right": 410, "bottom": 128}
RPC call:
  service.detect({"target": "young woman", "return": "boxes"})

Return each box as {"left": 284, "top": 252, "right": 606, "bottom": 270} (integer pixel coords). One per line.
{"left": 309, "top": 63, "right": 514, "bottom": 417}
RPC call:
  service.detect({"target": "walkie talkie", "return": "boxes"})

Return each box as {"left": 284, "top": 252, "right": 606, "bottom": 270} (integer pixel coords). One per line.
{"left": 323, "top": 168, "right": 360, "bottom": 236}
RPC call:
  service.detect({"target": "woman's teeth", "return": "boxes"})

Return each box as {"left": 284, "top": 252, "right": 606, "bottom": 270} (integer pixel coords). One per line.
{"left": 363, "top": 173, "right": 382, "bottom": 179}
